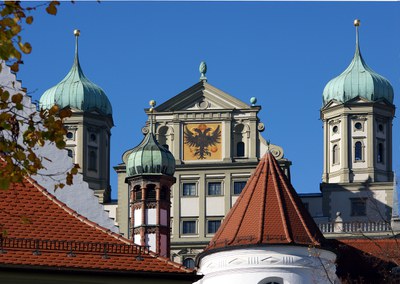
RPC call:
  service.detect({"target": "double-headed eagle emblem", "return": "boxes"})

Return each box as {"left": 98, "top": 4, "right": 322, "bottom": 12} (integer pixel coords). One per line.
{"left": 184, "top": 124, "right": 221, "bottom": 159}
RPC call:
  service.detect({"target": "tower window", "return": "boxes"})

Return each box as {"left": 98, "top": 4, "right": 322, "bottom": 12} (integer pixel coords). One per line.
{"left": 355, "top": 122, "right": 362, "bottom": 130}
{"left": 89, "top": 150, "right": 97, "bottom": 171}
{"left": 236, "top": 142, "right": 245, "bottom": 157}
{"left": 355, "top": 141, "right": 362, "bottom": 161}
{"left": 378, "top": 143, "right": 384, "bottom": 163}
{"left": 378, "top": 124, "right": 384, "bottom": 132}
{"left": 67, "top": 149, "right": 73, "bottom": 158}
{"left": 332, "top": 144, "right": 339, "bottom": 165}
{"left": 90, "top": 133, "right": 97, "bottom": 142}
{"left": 208, "top": 182, "right": 222, "bottom": 196}
{"left": 146, "top": 184, "right": 156, "bottom": 200}
{"left": 134, "top": 185, "right": 142, "bottom": 200}
{"left": 233, "top": 181, "right": 247, "bottom": 195}
{"left": 351, "top": 198, "right": 366, "bottom": 216}
{"left": 66, "top": 132, "right": 74, "bottom": 139}
{"left": 332, "top": 125, "right": 338, "bottom": 134}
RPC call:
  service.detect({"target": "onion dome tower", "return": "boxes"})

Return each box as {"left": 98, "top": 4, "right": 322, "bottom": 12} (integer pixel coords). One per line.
{"left": 39, "top": 30, "right": 114, "bottom": 203}
{"left": 126, "top": 100, "right": 176, "bottom": 257}
{"left": 196, "top": 151, "right": 338, "bottom": 284}
{"left": 320, "top": 20, "right": 395, "bottom": 222}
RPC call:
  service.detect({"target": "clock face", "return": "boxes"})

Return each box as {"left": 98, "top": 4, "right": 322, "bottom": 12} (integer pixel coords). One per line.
{"left": 183, "top": 123, "right": 222, "bottom": 161}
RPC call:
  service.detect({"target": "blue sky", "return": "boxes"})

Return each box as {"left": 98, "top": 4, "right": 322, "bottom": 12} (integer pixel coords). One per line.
{"left": 18, "top": 2, "right": 400, "bottom": 199}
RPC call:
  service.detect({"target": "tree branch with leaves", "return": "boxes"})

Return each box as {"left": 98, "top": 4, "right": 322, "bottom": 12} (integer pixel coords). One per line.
{"left": 0, "top": 1, "right": 79, "bottom": 190}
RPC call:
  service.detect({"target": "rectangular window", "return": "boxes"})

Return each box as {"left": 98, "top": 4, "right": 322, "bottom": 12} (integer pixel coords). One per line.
{"left": 207, "top": 219, "right": 221, "bottom": 234}
{"left": 233, "top": 181, "right": 247, "bottom": 195}
{"left": 351, "top": 198, "right": 366, "bottom": 216}
{"left": 208, "top": 182, "right": 222, "bottom": 196}
{"left": 182, "top": 220, "right": 197, "bottom": 235}
{"left": 182, "top": 183, "right": 196, "bottom": 196}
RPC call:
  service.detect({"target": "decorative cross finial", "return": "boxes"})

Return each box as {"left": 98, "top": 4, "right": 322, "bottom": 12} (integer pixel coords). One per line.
{"left": 199, "top": 61, "right": 207, "bottom": 82}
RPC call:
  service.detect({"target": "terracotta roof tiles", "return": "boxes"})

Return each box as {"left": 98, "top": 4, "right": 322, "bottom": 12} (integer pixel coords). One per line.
{"left": 0, "top": 173, "right": 194, "bottom": 275}
{"left": 205, "top": 152, "right": 325, "bottom": 251}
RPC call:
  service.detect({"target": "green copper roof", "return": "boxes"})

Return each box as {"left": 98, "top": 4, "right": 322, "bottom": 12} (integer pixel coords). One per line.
{"left": 322, "top": 24, "right": 394, "bottom": 106}
{"left": 127, "top": 131, "right": 175, "bottom": 177}
{"left": 39, "top": 32, "right": 112, "bottom": 116}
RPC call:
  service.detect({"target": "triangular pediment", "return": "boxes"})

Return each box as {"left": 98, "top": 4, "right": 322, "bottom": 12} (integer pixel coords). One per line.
{"left": 155, "top": 81, "right": 250, "bottom": 112}
{"left": 321, "top": 99, "right": 341, "bottom": 110}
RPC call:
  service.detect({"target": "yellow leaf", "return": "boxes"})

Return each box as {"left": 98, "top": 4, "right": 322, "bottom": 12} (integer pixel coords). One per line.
{"left": 25, "top": 16, "right": 33, "bottom": 24}
{"left": 46, "top": 3, "right": 57, "bottom": 15}
{"left": 11, "top": 93, "right": 22, "bottom": 104}
{"left": 19, "top": 42, "right": 32, "bottom": 54}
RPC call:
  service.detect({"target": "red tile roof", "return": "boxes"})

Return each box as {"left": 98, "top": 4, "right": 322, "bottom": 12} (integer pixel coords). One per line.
{"left": 0, "top": 174, "right": 194, "bottom": 275}
{"left": 339, "top": 238, "right": 400, "bottom": 265}
{"left": 205, "top": 152, "right": 325, "bottom": 251}
{"left": 331, "top": 238, "right": 400, "bottom": 282}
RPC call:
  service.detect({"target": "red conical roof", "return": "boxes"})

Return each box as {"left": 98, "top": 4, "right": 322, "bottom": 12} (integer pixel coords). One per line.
{"left": 205, "top": 152, "right": 325, "bottom": 251}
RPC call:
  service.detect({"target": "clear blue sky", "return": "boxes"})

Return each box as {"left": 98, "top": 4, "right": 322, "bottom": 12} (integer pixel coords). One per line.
{"left": 18, "top": 2, "right": 400, "bottom": 199}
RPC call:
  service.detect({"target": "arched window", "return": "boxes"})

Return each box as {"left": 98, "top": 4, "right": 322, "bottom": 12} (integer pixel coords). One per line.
{"left": 89, "top": 150, "right": 97, "bottom": 170}
{"left": 134, "top": 185, "right": 142, "bottom": 200}
{"left": 258, "top": 277, "right": 283, "bottom": 284}
{"left": 332, "top": 144, "right": 339, "bottom": 165}
{"left": 355, "top": 141, "right": 362, "bottom": 161}
{"left": 67, "top": 149, "right": 73, "bottom": 158}
{"left": 378, "top": 143, "right": 384, "bottom": 163}
{"left": 146, "top": 184, "right": 156, "bottom": 200}
{"left": 234, "top": 124, "right": 247, "bottom": 157}
{"left": 183, "top": 258, "right": 195, "bottom": 269}
{"left": 237, "top": 142, "right": 245, "bottom": 157}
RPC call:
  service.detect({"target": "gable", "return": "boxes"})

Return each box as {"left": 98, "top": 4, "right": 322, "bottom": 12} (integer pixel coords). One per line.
{"left": 155, "top": 81, "right": 251, "bottom": 112}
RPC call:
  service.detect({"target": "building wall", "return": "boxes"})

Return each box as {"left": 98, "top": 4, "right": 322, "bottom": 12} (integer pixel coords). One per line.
{"left": 115, "top": 82, "right": 291, "bottom": 262}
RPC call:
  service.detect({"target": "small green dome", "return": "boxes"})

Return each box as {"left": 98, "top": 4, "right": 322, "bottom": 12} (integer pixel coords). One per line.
{"left": 322, "top": 28, "right": 394, "bottom": 106}
{"left": 127, "top": 132, "right": 175, "bottom": 177}
{"left": 39, "top": 34, "right": 112, "bottom": 116}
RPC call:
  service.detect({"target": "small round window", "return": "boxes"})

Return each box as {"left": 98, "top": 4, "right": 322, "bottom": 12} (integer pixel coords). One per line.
{"left": 90, "top": 133, "right": 97, "bottom": 142}
{"left": 332, "top": 126, "right": 338, "bottom": 134}
{"left": 66, "top": 132, "right": 74, "bottom": 139}
{"left": 378, "top": 124, "right": 384, "bottom": 132}
{"left": 355, "top": 122, "right": 362, "bottom": 130}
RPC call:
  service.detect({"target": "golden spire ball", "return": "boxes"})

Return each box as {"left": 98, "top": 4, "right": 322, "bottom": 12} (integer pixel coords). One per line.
{"left": 354, "top": 19, "right": 360, "bottom": 27}
{"left": 74, "top": 29, "right": 80, "bottom": 36}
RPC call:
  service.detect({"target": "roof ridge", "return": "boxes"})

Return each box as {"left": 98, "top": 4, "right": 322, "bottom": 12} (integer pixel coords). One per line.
{"left": 272, "top": 155, "right": 316, "bottom": 242}
{"left": 24, "top": 175, "right": 132, "bottom": 245}
{"left": 269, "top": 153, "right": 292, "bottom": 243}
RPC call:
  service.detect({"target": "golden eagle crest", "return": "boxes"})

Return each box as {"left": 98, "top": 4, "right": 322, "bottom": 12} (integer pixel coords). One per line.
{"left": 184, "top": 124, "right": 221, "bottom": 160}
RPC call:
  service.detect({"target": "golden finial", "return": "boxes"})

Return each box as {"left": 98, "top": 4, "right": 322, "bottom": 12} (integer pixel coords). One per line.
{"left": 354, "top": 19, "right": 360, "bottom": 27}
{"left": 74, "top": 29, "right": 80, "bottom": 36}
{"left": 149, "top": 100, "right": 156, "bottom": 112}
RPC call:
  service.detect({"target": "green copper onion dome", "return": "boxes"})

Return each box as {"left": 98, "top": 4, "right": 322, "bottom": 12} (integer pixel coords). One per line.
{"left": 127, "top": 101, "right": 175, "bottom": 177}
{"left": 322, "top": 20, "right": 394, "bottom": 106}
{"left": 39, "top": 30, "right": 112, "bottom": 116}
